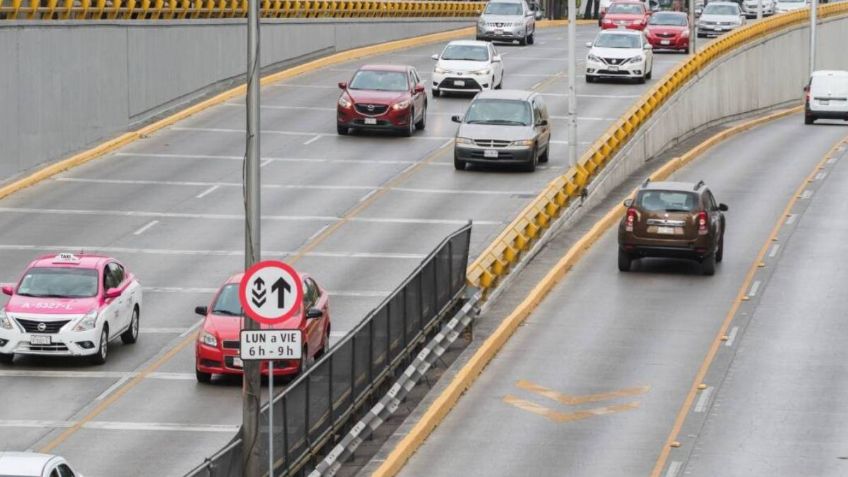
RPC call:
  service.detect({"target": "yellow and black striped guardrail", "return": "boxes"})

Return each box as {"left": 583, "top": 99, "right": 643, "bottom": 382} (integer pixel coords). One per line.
{"left": 466, "top": 2, "right": 848, "bottom": 296}
{"left": 0, "top": 0, "right": 485, "bottom": 20}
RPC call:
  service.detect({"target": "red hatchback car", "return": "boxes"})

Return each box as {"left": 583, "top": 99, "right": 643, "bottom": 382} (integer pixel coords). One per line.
{"left": 645, "top": 11, "right": 690, "bottom": 52}
{"left": 194, "top": 273, "right": 331, "bottom": 383}
{"left": 337, "top": 64, "right": 428, "bottom": 137}
{"left": 601, "top": 1, "right": 651, "bottom": 30}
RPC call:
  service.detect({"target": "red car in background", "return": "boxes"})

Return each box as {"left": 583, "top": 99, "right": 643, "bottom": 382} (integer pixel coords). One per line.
{"left": 194, "top": 273, "right": 331, "bottom": 383}
{"left": 645, "top": 11, "right": 690, "bottom": 52}
{"left": 601, "top": 1, "right": 651, "bottom": 30}
{"left": 336, "top": 64, "right": 428, "bottom": 137}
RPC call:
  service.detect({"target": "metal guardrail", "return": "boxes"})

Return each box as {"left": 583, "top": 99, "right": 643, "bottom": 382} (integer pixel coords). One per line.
{"left": 0, "top": 0, "right": 484, "bottom": 20}
{"left": 466, "top": 3, "right": 848, "bottom": 296}
{"left": 186, "top": 223, "right": 472, "bottom": 477}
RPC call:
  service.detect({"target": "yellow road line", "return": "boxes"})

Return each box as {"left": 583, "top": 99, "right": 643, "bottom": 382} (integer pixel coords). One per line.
{"left": 648, "top": 130, "right": 848, "bottom": 477}
{"left": 503, "top": 395, "right": 640, "bottom": 423}
{"left": 516, "top": 380, "right": 649, "bottom": 405}
{"left": 372, "top": 106, "right": 803, "bottom": 477}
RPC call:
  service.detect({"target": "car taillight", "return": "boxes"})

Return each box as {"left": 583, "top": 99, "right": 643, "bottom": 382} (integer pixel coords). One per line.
{"left": 697, "top": 211, "right": 709, "bottom": 235}
{"left": 625, "top": 207, "right": 638, "bottom": 232}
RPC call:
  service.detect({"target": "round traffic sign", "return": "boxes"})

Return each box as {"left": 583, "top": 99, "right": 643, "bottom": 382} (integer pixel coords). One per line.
{"left": 238, "top": 260, "right": 304, "bottom": 325}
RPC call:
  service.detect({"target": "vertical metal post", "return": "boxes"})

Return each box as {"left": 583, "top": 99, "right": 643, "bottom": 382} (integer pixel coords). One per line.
{"left": 268, "top": 362, "right": 274, "bottom": 476}
{"left": 242, "top": 0, "right": 262, "bottom": 472}
{"left": 689, "top": 0, "right": 697, "bottom": 54}
{"left": 567, "top": 0, "right": 578, "bottom": 168}
{"left": 757, "top": 0, "right": 762, "bottom": 20}
{"left": 810, "top": 0, "right": 817, "bottom": 75}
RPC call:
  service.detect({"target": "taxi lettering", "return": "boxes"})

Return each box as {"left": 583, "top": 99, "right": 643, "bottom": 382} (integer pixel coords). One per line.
{"left": 20, "top": 302, "right": 75, "bottom": 310}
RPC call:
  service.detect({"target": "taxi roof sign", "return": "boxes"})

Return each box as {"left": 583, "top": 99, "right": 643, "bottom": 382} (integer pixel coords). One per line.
{"left": 53, "top": 253, "right": 82, "bottom": 264}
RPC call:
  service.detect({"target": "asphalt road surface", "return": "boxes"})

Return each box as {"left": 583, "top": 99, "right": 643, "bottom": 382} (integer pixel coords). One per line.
{"left": 398, "top": 115, "right": 848, "bottom": 477}
{"left": 0, "top": 25, "right": 694, "bottom": 477}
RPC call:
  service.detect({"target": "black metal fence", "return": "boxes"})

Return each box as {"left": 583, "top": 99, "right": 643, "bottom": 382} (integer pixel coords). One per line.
{"left": 186, "top": 223, "right": 472, "bottom": 477}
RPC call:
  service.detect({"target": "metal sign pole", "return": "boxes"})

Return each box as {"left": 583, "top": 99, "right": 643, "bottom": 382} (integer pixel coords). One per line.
{"left": 268, "top": 361, "right": 274, "bottom": 476}
{"left": 567, "top": 0, "right": 577, "bottom": 168}
{"left": 757, "top": 0, "right": 762, "bottom": 20}
{"left": 689, "top": 0, "right": 697, "bottom": 54}
{"left": 810, "top": 0, "right": 817, "bottom": 75}
{"left": 243, "top": 0, "right": 262, "bottom": 472}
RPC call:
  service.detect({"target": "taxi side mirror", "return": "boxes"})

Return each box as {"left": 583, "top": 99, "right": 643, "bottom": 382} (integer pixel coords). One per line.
{"left": 195, "top": 306, "right": 208, "bottom": 316}
{"left": 306, "top": 308, "right": 324, "bottom": 319}
{"left": 105, "top": 288, "right": 122, "bottom": 299}
{"left": 585, "top": 41, "right": 593, "bottom": 48}
{"left": 719, "top": 203, "right": 729, "bottom": 211}
{"left": 431, "top": 54, "right": 440, "bottom": 60}
{"left": 338, "top": 82, "right": 347, "bottom": 90}
{"left": 1, "top": 285, "right": 13, "bottom": 296}
{"left": 623, "top": 199, "right": 634, "bottom": 207}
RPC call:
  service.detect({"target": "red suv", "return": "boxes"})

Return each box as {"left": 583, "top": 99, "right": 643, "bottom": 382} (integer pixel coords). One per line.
{"left": 618, "top": 179, "right": 728, "bottom": 275}
{"left": 601, "top": 1, "right": 651, "bottom": 30}
{"left": 337, "top": 64, "right": 428, "bottom": 137}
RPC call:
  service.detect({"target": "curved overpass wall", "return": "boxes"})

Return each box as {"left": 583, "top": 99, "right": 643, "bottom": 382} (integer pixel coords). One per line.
{"left": 0, "top": 18, "right": 468, "bottom": 181}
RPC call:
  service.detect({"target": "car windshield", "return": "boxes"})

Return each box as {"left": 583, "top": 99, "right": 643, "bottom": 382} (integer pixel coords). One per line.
{"left": 464, "top": 99, "right": 532, "bottom": 126}
{"left": 607, "top": 3, "right": 645, "bottom": 13}
{"left": 594, "top": 33, "right": 641, "bottom": 48}
{"left": 649, "top": 12, "right": 687, "bottom": 25}
{"left": 703, "top": 4, "right": 739, "bottom": 14}
{"left": 441, "top": 44, "right": 489, "bottom": 62}
{"left": 637, "top": 190, "right": 698, "bottom": 212}
{"left": 212, "top": 284, "right": 243, "bottom": 316}
{"left": 484, "top": 2, "right": 523, "bottom": 15}
{"left": 17, "top": 267, "right": 99, "bottom": 298}
{"left": 349, "top": 70, "right": 408, "bottom": 92}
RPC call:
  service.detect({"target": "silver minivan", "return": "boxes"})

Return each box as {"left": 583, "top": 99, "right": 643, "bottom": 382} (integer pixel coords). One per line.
{"left": 476, "top": 0, "right": 537, "bottom": 45}
{"left": 805, "top": 70, "right": 848, "bottom": 125}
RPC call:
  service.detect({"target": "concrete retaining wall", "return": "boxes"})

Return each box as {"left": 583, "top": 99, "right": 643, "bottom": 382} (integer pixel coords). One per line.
{"left": 0, "top": 18, "right": 469, "bottom": 181}
{"left": 587, "top": 15, "right": 848, "bottom": 204}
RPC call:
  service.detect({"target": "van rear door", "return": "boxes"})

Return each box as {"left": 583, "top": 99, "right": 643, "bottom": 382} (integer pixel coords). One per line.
{"left": 810, "top": 72, "right": 848, "bottom": 114}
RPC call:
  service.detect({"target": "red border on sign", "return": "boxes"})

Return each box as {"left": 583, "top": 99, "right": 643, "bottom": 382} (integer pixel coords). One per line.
{"left": 238, "top": 260, "right": 304, "bottom": 325}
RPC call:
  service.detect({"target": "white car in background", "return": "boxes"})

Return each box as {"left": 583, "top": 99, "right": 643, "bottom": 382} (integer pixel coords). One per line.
{"left": 696, "top": 2, "right": 745, "bottom": 37}
{"left": 0, "top": 452, "right": 83, "bottom": 477}
{"left": 585, "top": 29, "right": 654, "bottom": 84}
{"left": 741, "top": 0, "right": 776, "bottom": 17}
{"left": 431, "top": 41, "right": 505, "bottom": 97}
{"left": 775, "top": 0, "right": 808, "bottom": 13}
{"left": 805, "top": 70, "right": 848, "bottom": 124}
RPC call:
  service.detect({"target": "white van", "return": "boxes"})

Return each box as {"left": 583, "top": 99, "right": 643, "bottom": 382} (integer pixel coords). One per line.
{"left": 805, "top": 70, "right": 848, "bottom": 125}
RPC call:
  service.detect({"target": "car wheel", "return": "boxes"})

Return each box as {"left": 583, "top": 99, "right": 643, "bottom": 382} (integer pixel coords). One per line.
{"left": 519, "top": 35, "right": 527, "bottom": 46}
{"left": 196, "top": 369, "right": 212, "bottom": 383}
{"left": 432, "top": 88, "right": 441, "bottom": 97}
{"left": 298, "top": 347, "right": 313, "bottom": 374}
{"left": 401, "top": 109, "right": 415, "bottom": 137}
{"left": 701, "top": 254, "right": 716, "bottom": 276}
{"left": 90, "top": 326, "right": 109, "bottom": 365}
{"left": 586, "top": 75, "right": 595, "bottom": 83}
{"left": 637, "top": 72, "right": 646, "bottom": 84}
{"left": 523, "top": 149, "right": 538, "bottom": 172}
{"left": 646, "top": 68, "right": 652, "bottom": 80}
{"left": 716, "top": 235, "right": 724, "bottom": 263}
{"left": 527, "top": 33, "right": 535, "bottom": 45}
{"left": 539, "top": 146, "right": 549, "bottom": 163}
{"left": 317, "top": 325, "right": 330, "bottom": 358}
{"left": 805, "top": 115, "right": 815, "bottom": 125}
{"left": 120, "top": 306, "right": 139, "bottom": 345}
{"left": 618, "top": 249, "right": 632, "bottom": 272}
{"left": 0, "top": 353, "right": 13, "bottom": 365}
{"left": 454, "top": 155, "right": 467, "bottom": 171}
{"left": 337, "top": 124, "right": 349, "bottom": 135}
{"left": 415, "top": 105, "right": 427, "bottom": 130}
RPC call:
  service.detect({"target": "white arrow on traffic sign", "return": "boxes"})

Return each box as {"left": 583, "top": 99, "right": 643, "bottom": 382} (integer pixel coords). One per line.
{"left": 238, "top": 260, "right": 303, "bottom": 325}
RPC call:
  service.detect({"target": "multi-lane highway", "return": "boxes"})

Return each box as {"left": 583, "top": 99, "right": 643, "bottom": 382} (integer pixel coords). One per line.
{"left": 0, "top": 25, "right": 699, "bottom": 476}
{"left": 398, "top": 114, "right": 848, "bottom": 476}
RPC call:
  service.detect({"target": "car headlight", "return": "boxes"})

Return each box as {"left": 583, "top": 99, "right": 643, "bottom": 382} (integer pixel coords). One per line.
{"left": 623, "top": 55, "right": 644, "bottom": 64}
{"left": 587, "top": 53, "right": 602, "bottom": 62}
{"left": 510, "top": 139, "right": 535, "bottom": 147}
{"left": 682, "top": 29, "right": 690, "bottom": 37}
{"left": 470, "top": 68, "right": 492, "bottom": 76}
{"left": 435, "top": 66, "right": 451, "bottom": 75}
{"left": 338, "top": 95, "right": 352, "bottom": 109}
{"left": 456, "top": 137, "right": 474, "bottom": 145}
{"left": 392, "top": 100, "right": 411, "bottom": 110}
{"left": 200, "top": 332, "right": 218, "bottom": 347}
{"left": 73, "top": 309, "right": 98, "bottom": 332}
{"left": 0, "top": 310, "right": 13, "bottom": 330}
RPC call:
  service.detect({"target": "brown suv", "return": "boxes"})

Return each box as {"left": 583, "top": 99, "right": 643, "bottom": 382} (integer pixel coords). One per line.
{"left": 618, "top": 179, "right": 728, "bottom": 275}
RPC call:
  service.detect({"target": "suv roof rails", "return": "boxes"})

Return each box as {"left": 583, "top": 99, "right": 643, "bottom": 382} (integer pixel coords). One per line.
{"left": 694, "top": 180, "right": 705, "bottom": 191}
{"left": 641, "top": 177, "right": 651, "bottom": 188}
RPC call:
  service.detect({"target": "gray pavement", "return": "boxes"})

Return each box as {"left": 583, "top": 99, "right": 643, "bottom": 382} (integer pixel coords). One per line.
{"left": 398, "top": 115, "right": 848, "bottom": 477}
{"left": 0, "top": 25, "right": 694, "bottom": 476}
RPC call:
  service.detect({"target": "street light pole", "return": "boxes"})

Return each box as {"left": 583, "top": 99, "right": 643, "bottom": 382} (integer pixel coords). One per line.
{"left": 567, "top": 0, "right": 577, "bottom": 168}
{"left": 757, "top": 0, "right": 763, "bottom": 20}
{"left": 689, "top": 0, "right": 697, "bottom": 54}
{"left": 243, "top": 0, "right": 262, "bottom": 473}
{"left": 810, "top": 0, "right": 817, "bottom": 75}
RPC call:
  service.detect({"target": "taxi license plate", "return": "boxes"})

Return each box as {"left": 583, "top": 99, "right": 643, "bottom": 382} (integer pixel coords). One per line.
{"left": 661, "top": 40, "right": 671, "bottom": 45}
{"left": 608, "top": 65, "right": 619, "bottom": 71}
{"left": 363, "top": 117, "right": 377, "bottom": 125}
{"left": 656, "top": 226, "right": 677, "bottom": 235}
{"left": 232, "top": 357, "right": 244, "bottom": 368}
{"left": 31, "top": 335, "right": 51, "bottom": 345}
{"left": 454, "top": 80, "right": 466, "bottom": 87}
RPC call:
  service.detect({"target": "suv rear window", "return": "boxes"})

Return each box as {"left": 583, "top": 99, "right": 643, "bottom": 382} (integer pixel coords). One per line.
{"left": 636, "top": 190, "right": 698, "bottom": 212}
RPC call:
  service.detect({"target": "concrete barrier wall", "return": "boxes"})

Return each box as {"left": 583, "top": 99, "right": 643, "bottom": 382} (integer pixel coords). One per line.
{"left": 585, "top": 15, "right": 848, "bottom": 207}
{"left": 0, "top": 18, "right": 468, "bottom": 181}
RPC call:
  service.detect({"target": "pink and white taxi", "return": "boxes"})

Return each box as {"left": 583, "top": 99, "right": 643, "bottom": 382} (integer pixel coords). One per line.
{"left": 0, "top": 253, "right": 142, "bottom": 365}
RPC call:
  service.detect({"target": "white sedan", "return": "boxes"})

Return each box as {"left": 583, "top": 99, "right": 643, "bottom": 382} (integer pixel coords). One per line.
{"left": 585, "top": 29, "right": 654, "bottom": 84}
{"left": 0, "top": 452, "right": 83, "bottom": 477}
{"left": 431, "top": 40, "right": 504, "bottom": 97}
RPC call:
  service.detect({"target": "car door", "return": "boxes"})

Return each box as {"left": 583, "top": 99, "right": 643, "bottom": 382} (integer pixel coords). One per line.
{"left": 108, "top": 262, "right": 133, "bottom": 333}
{"left": 100, "top": 264, "right": 120, "bottom": 338}
{"left": 409, "top": 69, "right": 424, "bottom": 119}
{"left": 532, "top": 96, "right": 551, "bottom": 149}
{"left": 704, "top": 189, "right": 723, "bottom": 237}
